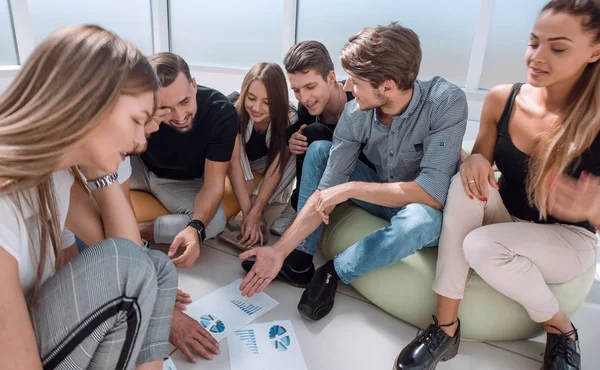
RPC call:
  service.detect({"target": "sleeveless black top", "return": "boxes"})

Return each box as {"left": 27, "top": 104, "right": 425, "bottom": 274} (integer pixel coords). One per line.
{"left": 245, "top": 126, "right": 269, "bottom": 162}
{"left": 494, "top": 83, "right": 600, "bottom": 233}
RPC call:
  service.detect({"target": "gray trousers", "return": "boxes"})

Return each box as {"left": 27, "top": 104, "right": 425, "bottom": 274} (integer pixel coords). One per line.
{"left": 34, "top": 238, "right": 177, "bottom": 369}
{"left": 130, "top": 156, "right": 226, "bottom": 243}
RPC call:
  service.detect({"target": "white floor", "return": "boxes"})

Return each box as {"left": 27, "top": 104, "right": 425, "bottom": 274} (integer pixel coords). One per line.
{"left": 163, "top": 205, "right": 600, "bottom": 370}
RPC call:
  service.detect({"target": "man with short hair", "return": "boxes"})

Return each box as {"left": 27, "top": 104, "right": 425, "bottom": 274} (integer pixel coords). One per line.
{"left": 131, "top": 52, "right": 238, "bottom": 270}
{"left": 128, "top": 52, "right": 237, "bottom": 362}
{"left": 271, "top": 40, "right": 363, "bottom": 235}
{"left": 240, "top": 23, "right": 468, "bottom": 323}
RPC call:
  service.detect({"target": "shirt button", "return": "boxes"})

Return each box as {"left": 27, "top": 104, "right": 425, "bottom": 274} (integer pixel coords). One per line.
{"left": 389, "top": 152, "right": 394, "bottom": 157}
{"left": 391, "top": 130, "right": 395, "bottom": 135}
{"left": 390, "top": 175, "right": 395, "bottom": 180}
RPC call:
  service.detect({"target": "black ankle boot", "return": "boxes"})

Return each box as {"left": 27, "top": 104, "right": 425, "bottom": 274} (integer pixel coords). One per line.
{"left": 542, "top": 324, "right": 581, "bottom": 369}
{"left": 297, "top": 261, "right": 339, "bottom": 321}
{"left": 394, "top": 316, "right": 460, "bottom": 370}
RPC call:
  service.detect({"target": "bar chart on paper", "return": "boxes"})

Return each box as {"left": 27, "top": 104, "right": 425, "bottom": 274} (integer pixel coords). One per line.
{"left": 229, "top": 320, "right": 308, "bottom": 370}
{"left": 235, "top": 329, "right": 259, "bottom": 355}
{"left": 231, "top": 300, "right": 263, "bottom": 315}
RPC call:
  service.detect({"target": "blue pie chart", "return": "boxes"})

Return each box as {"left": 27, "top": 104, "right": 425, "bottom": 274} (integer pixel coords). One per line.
{"left": 269, "top": 325, "right": 291, "bottom": 351}
{"left": 199, "top": 314, "right": 226, "bottom": 333}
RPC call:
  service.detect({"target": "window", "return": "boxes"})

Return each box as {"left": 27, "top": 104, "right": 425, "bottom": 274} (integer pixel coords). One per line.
{"left": 27, "top": 0, "right": 153, "bottom": 55}
{"left": 479, "top": 0, "right": 548, "bottom": 90}
{"left": 296, "top": 0, "right": 481, "bottom": 87}
{"left": 0, "top": 0, "right": 18, "bottom": 65}
{"left": 170, "top": 0, "right": 284, "bottom": 68}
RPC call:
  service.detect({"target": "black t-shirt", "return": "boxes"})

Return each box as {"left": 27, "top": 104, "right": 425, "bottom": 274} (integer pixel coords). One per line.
{"left": 245, "top": 127, "right": 269, "bottom": 161}
{"left": 495, "top": 83, "right": 600, "bottom": 233}
{"left": 286, "top": 82, "right": 354, "bottom": 141}
{"left": 141, "top": 85, "right": 239, "bottom": 180}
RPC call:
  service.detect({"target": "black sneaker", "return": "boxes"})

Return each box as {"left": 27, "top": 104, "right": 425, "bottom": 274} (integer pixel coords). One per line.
{"left": 542, "top": 324, "right": 581, "bottom": 370}
{"left": 241, "top": 259, "right": 315, "bottom": 288}
{"left": 394, "top": 315, "right": 460, "bottom": 370}
{"left": 297, "top": 263, "right": 339, "bottom": 321}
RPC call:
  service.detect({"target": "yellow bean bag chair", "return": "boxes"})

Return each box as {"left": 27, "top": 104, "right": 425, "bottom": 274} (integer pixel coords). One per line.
{"left": 131, "top": 173, "right": 264, "bottom": 223}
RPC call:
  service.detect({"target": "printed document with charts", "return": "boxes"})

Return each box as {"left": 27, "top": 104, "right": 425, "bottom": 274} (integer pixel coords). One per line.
{"left": 228, "top": 320, "right": 308, "bottom": 370}
{"left": 184, "top": 279, "right": 279, "bottom": 342}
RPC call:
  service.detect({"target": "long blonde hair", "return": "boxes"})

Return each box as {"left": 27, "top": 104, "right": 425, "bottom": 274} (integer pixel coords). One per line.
{"left": 527, "top": 0, "right": 600, "bottom": 217}
{"left": 0, "top": 25, "right": 159, "bottom": 303}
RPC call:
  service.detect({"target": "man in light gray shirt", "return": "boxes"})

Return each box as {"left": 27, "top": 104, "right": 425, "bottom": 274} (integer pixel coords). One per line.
{"left": 239, "top": 23, "right": 468, "bottom": 322}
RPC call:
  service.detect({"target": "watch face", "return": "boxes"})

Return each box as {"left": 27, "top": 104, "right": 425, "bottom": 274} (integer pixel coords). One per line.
{"left": 188, "top": 220, "right": 206, "bottom": 241}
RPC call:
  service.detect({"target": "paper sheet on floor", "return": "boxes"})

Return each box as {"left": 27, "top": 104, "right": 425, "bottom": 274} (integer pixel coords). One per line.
{"left": 162, "top": 357, "right": 177, "bottom": 370}
{"left": 184, "top": 278, "right": 279, "bottom": 342}
{"left": 228, "top": 320, "right": 307, "bottom": 370}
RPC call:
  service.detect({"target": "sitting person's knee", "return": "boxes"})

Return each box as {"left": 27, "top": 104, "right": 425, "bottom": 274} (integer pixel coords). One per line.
{"left": 303, "top": 123, "right": 332, "bottom": 144}
{"left": 306, "top": 140, "right": 332, "bottom": 161}
{"left": 87, "top": 238, "right": 158, "bottom": 280}
{"left": 147, "top": 249, "right": 177, "bottom": 287}
{"left": 462, "top": 230, "right": 500, "bottom": 268}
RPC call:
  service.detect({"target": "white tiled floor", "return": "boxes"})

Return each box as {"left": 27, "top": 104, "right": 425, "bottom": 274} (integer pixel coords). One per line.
{"left": 164, "top": 205, "right": 600, "bottom": 370}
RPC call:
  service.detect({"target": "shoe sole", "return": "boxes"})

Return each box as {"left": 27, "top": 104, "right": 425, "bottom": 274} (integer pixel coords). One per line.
{"left": 218, "top": 234, "right": 252, "bottom": 251}
{"left": 297, "top": 303, "right": 333, "bottom": 321}
{"left": 269, "top": 228, "right": 284, "bottom": 236}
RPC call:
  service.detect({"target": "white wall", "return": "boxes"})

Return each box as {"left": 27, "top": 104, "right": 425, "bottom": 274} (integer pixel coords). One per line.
{"left": 0, "top": 77, "right": 12, "bottom": 92}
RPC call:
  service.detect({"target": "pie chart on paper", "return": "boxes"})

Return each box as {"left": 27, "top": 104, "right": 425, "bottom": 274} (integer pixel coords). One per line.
{"left": 269, "top": 325, "right": 291, "bottom": 351}
{"left": 199, "top": 314, "right": 226, "bottom": 334}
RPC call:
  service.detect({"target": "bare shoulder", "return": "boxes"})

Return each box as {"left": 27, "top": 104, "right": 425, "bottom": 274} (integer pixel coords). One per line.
{"left": 486, "top": 84, "right": 514, "bottom": 107}
{"left": 481, "top": 84, "right": 517, "bottom": 125}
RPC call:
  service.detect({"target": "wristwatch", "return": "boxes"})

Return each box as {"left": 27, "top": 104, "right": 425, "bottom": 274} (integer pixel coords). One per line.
{"left": 187, "top": 219, "right": 206, "bottom": 242}
{"left": 85, "top": 172, "right": 118, "bottom": 191}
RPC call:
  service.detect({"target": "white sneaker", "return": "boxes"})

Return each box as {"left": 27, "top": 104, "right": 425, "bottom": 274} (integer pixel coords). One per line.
{"left": 270, "top": 203, "right": 297, "bottom": 236}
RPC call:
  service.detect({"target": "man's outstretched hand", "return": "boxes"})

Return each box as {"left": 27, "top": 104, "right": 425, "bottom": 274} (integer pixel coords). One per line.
{"left": 238, "top": 246, "right": 285, "bottom": 297}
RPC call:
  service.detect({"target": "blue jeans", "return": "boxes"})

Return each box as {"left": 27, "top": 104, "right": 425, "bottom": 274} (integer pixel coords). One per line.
{"left": 297, "top": 141, "right": 442, "bottom": 283}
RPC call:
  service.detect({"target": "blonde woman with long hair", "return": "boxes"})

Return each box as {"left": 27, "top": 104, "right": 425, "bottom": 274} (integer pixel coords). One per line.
{"left": 395, "top": 1, "right": 600, "bottom": 369}
{"left": 0, "top": 25, "right": 177, "bottom": 369}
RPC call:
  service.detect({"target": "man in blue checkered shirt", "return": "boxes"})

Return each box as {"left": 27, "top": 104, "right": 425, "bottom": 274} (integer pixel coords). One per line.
{"left": 240, "top": 22, "right": 468, "bottom": 322}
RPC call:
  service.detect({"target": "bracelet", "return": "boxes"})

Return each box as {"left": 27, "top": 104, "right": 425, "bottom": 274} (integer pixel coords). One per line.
{"left": 85, "top": 172, "right": 118, "bottom": 191}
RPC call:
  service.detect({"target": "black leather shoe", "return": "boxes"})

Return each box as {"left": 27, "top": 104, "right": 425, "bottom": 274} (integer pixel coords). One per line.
{"left": 297, "top": 263, "right": 338, "bottom": 321}
{"left": 241, "top": 259, "right": 315, "bottom": 288}
{"left": 394, "top": 316, "right": 460, "bottom": 370}
{"left": 542, "top": 324, "right": 581, "bottom": 369}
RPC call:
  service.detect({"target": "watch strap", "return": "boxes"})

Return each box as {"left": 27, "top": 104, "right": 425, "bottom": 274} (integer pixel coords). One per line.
{"left": 187, "top": 219, "right": 206, "bottom": 242}
{"left": 85, "top": 172, "right": 118, "bottom": 191}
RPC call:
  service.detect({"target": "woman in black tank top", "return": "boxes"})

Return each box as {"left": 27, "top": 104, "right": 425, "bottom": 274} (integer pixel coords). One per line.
{"left": 395, "top": 2, "right": 600, "bottom": 370}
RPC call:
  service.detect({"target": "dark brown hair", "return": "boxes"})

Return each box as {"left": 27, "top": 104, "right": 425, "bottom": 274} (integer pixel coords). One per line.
{"left": 284, "top": 40, "right": 334, "bottom": 80}
{"left": 341, "top": 22, "right": 421, "bottom": 90}
{"left": 236, "top": 63, "right": 290, "bottom": 173}
{"left": 148, "top": 52, "right": 193, "bottom": 87}
{"left": 527, "top": 0, "right": 600, "bottom": 216}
